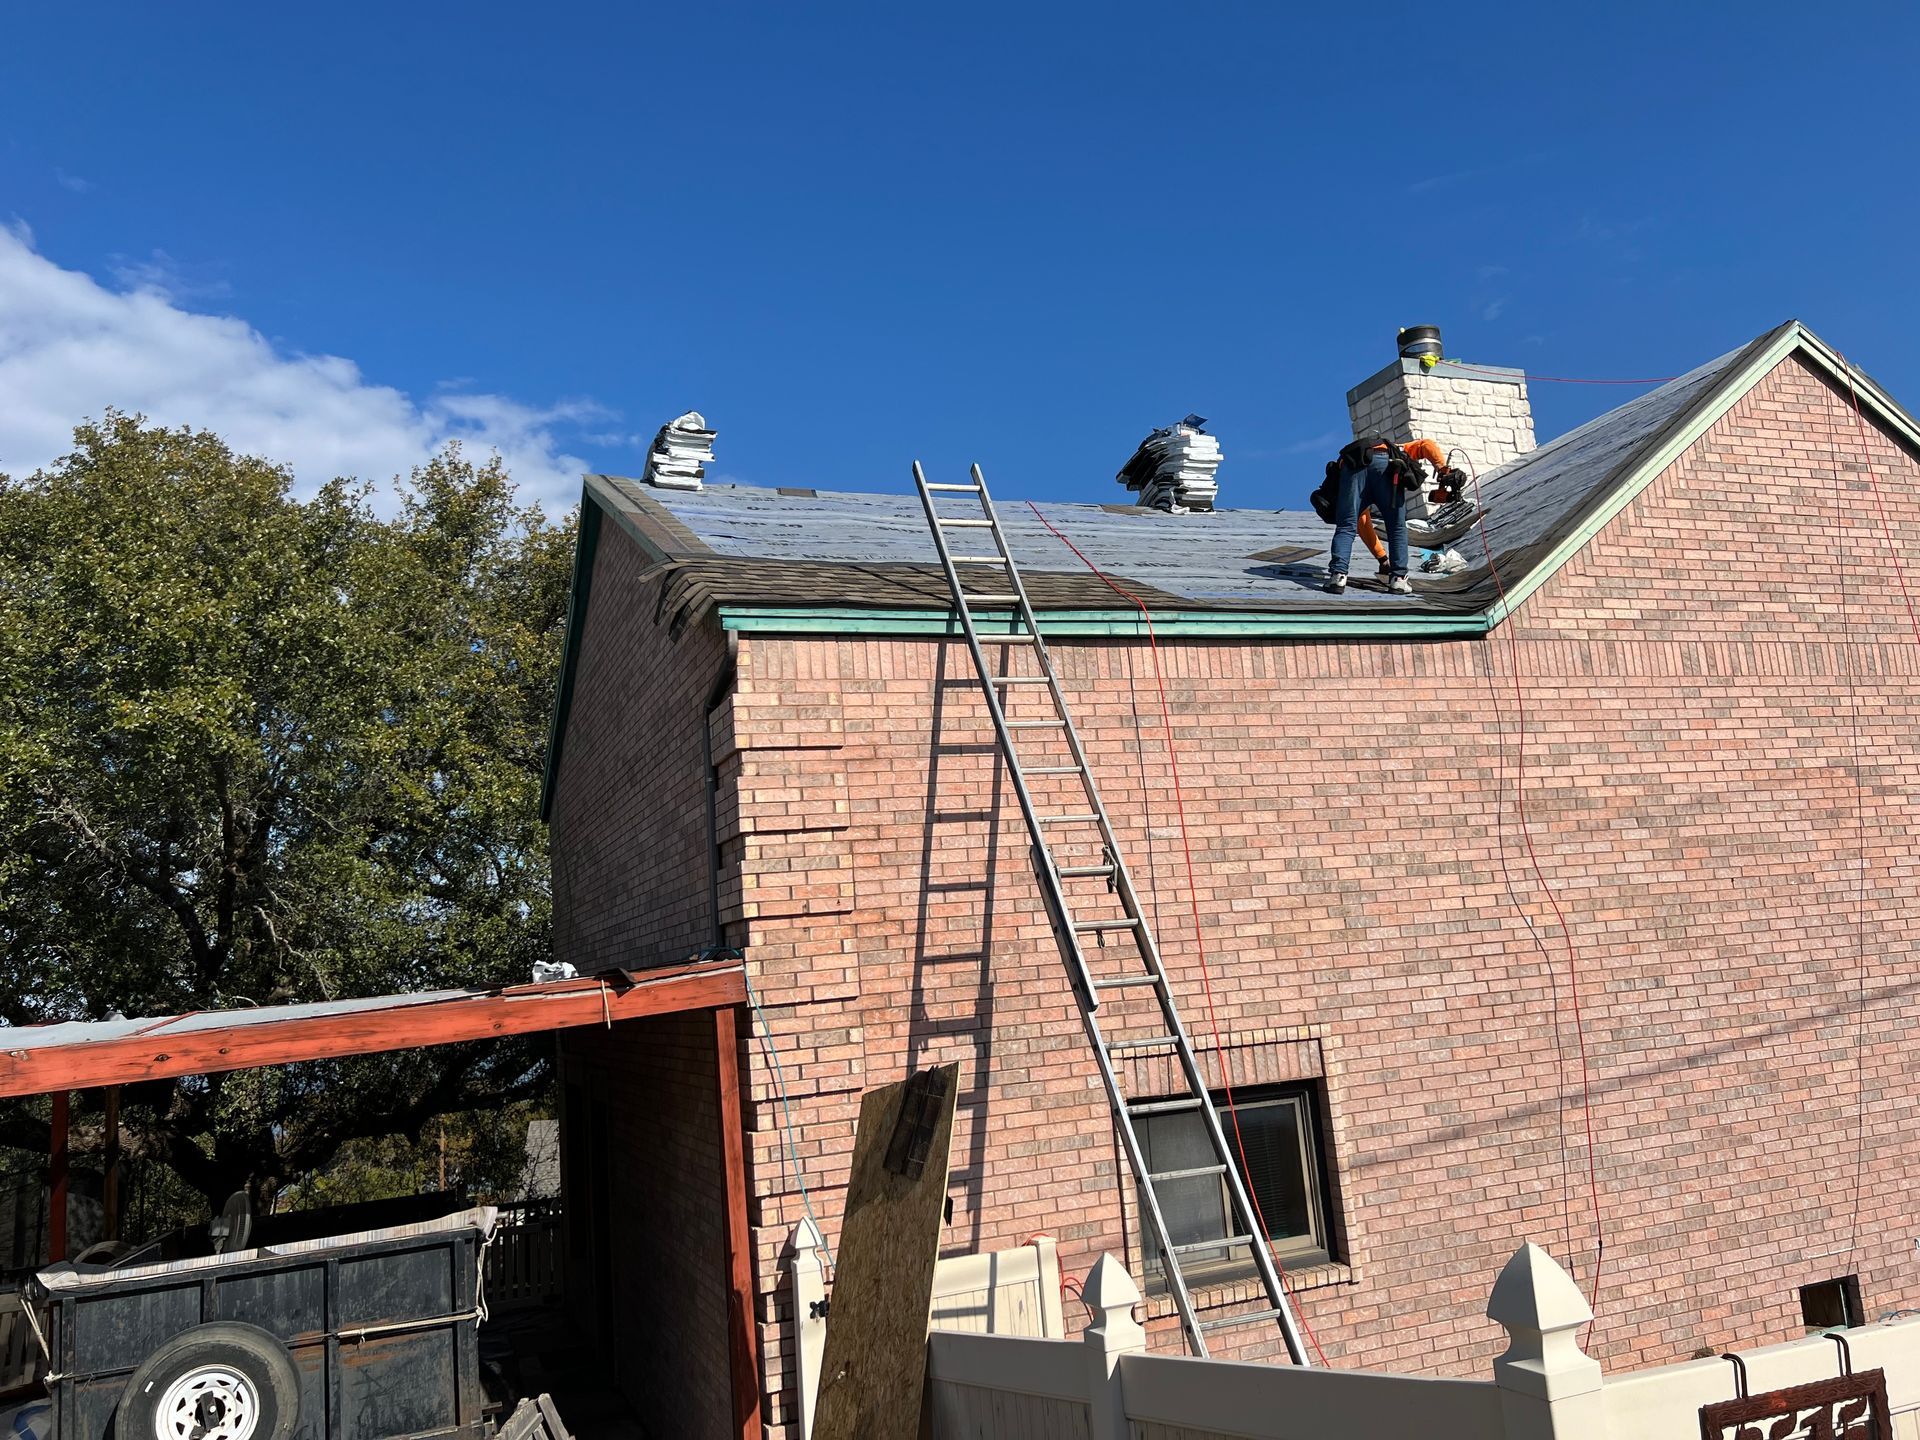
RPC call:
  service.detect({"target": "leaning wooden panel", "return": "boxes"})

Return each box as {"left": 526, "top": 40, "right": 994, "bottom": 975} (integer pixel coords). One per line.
{"left": 811, "top": 1062, "right": 960, "bottom": 1440}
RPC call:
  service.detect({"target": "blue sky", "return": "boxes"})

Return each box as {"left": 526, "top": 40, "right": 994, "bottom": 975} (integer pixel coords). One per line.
{"left": 3, "top": 2, "right": 1916, "bottom": 512}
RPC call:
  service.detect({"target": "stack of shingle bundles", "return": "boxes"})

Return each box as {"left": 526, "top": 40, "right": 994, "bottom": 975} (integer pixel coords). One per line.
{"left": 1117, "top": 415, "right": 1222, "bottom": 513}
{"left": 642, "top": 410, "right": 716, "bottom": 491}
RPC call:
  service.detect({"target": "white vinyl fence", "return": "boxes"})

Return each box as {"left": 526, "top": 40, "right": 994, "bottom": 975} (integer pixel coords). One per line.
{"left": 924, "top": 1244, "right": 1920, "bottom": 1440}
{"left": 790, "top": 1222, "right": 1066, "bottom": 1439}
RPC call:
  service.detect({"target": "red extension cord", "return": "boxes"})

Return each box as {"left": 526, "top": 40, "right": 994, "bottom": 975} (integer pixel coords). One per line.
{"left": 1021, "top": 358, "right": 1910, "bottom": 1354}
{"left": 1459, "top": 454, "right": 1606, "bottom": 1331}
{"left": 1024, "top": 500, "right": 1334, "bottom": 1368}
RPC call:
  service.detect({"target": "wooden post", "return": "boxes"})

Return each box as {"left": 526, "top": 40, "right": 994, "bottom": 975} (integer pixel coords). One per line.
{"left": 49, "top": 1090, "right": 69, "bottom": 1262}
{"left": 103, "top": 1085, "right": 122, "bottom": 1241}
{"left": 714, "top": 1006, "right": 762, "bottom": 1440}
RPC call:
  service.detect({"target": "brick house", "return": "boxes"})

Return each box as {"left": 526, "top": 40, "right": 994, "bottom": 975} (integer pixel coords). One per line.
{"left": 541, "top": 319, "right": 1920, "bottom": 1438}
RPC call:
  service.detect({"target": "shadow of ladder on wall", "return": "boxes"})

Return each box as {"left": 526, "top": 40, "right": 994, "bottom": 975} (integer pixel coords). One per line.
{"left": 910, "top": 461, "right": 1311, "bottom": 1364}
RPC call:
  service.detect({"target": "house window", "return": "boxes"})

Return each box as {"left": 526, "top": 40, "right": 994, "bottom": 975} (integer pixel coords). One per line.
{"left": 1800, "top": 1275, "right": 1863, "bottom": 1331}
{"left": 1135, "top": 1082, "right": 1334, "bottom": 1284}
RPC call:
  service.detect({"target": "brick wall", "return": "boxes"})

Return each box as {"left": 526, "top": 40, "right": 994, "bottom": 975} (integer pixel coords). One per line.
{"left": 559, "top": 1011, "right": 732, "bottom": 1440}
{"left": 549, "top": 523, "right": 732, "bottom": 971}
{"left": 1348, "top": 357, "right": 1536, "bottom": 471}
{"left": 721, "top": 350, "right": 1920, "bottom": 1430}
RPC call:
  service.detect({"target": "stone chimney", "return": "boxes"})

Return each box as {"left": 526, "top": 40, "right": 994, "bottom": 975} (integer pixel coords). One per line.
{"left": 1346, "top": 325, "right": 1536, "bottom": 473}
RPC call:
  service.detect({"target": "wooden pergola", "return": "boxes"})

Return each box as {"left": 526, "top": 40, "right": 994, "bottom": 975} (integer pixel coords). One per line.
{"left": 0, "top": 956, "right": 762, "bottom": 1440}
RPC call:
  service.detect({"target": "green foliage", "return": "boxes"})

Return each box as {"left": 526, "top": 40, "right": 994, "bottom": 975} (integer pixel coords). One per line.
{"left": 0, "top": 415, "right": 575, "bottom": 1207}
{"left": 275, "top": 1100, "right": 550, "bottom": 1212}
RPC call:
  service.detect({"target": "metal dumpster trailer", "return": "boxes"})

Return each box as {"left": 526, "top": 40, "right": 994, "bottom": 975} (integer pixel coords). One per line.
{"left": 26, "top": 1207, "right": 494, "bottom": 1440}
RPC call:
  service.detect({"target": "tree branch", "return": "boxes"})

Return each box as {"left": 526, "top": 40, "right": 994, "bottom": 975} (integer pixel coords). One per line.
{"left": 28, "top": 788, "right": 216, "bottom": 978}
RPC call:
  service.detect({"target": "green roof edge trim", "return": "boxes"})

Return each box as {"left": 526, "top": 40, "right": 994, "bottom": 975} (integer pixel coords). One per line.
{"left": 1484, "top": 321, "right": 1800, "bottom": 627}
{"left": 1485, "top": 321, "right": 1920, "bottom": 627}
{"left": 539, "top": 490, "right": 602, "bottom": 821}
{"left": 713, "top": 605, "right": 1488, "bottom": 639}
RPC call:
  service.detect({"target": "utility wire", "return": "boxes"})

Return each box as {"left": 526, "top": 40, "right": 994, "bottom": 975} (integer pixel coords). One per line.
{"left": 1025, "top": 500, "right": 1334, "bottom": 1368}
{"left": 736, "top": 957, "right": 836, "bottom": 1275}
{"left": 1457, "top": 451, "right": 1606, "bottom": 1334}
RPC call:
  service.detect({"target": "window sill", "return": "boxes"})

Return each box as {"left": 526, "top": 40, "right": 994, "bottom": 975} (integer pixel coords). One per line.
{"left": 1143, "top": 1259, "right": 1355, "bottom": 1321}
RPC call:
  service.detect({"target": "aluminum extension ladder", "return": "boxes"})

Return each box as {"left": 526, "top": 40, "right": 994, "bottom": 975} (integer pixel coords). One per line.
{"left": 911, "top": 462, "right": 1310, "bottom": 1363}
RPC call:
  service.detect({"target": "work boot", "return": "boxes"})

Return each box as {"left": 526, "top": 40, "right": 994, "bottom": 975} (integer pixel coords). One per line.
{"left": 1386, "top": 574, "right": 1413, "bottom": 595}
{"left": 1323, "top": 571, "right": 1347, "bottom": 594}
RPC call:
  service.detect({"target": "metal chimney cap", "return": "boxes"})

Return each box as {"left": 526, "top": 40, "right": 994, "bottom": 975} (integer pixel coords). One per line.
{"left": 1397, "top": 325, "right": 1444, "bottom": 360}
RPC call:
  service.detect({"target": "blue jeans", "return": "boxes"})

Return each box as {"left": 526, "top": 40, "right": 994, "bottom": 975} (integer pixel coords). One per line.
{"left": 1329, "top": 452, "right": 1408, "bottom": 579}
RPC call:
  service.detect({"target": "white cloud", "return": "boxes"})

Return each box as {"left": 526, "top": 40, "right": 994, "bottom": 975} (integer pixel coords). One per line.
{"left": 108, "top": 250, "right": 233, "bottom": 303}
{"left": 54, "top": 169, "right": 93, "bottom": 194}
{"left": 0, "top": 225, "right": 597, "bottom": 510}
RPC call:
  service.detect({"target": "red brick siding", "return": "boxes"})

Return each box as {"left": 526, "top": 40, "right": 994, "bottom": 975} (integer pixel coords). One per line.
{"left": 720, "top": 351, "right": 1920, "bottom": 1428}
{"left": 549, "top": 524, "right": 732, "bottom": 971}
{"left": 560, "top": 1012, "right": 731, "bottom": 1440}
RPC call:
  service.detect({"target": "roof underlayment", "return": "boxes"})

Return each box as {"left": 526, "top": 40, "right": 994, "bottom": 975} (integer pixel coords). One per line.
{"left": 591, "top": 322, "right": 1861, "bottom": 626}
{"left": 538, "top": 320, "right": 1920, "bottom": 813}
{"left": 618, "top": 345, "right": 1743, "bottom": 614}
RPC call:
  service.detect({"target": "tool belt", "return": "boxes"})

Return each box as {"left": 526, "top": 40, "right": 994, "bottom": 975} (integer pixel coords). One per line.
{"left": 1339, "top": 437, "right": 1425, "bottom": 491}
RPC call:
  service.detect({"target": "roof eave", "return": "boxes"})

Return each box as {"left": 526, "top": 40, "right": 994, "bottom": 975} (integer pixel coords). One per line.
{"left": 714, "top": 605, "right": 1491, "bottom": 639}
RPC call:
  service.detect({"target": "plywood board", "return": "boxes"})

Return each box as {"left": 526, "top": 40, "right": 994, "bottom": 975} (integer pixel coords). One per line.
{"left": 811, "top": 1062, "right": 960, "bottom": 1440}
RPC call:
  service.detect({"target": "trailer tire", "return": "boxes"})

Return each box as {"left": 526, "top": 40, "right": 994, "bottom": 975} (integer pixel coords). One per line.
{"left": 116, "top": 1322, "right": 300, "bottom": 1440}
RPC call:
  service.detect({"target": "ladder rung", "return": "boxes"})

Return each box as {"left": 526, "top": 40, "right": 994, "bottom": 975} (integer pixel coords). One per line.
{"left": 1129, "top": 1096, "right": 1199, "bottom": 1115}
{"left": 1175, "top": 1234, "right": 1253, "bottom": 1256}
{"left": 1199, "top": 1308, "right": 1288, "bottom": 1334}
{"left": 1149, "top": 1163, "right": 1228, "bottom": 1181}
{"left": 918, "top": 464, "right": 1309, "bottom": 1361}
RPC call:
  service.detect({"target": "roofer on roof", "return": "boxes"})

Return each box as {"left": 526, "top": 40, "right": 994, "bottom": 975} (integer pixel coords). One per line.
{"left": 1310, "top": 471, "right": 1394, "bottom": 574}
{"left": 1321, "top": 437, "right": 1449, "bottom": 596}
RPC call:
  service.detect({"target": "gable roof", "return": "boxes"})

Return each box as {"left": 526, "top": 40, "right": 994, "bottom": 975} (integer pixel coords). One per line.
{"left": 540, "top": 320, "right": 1920, "bottom": 814}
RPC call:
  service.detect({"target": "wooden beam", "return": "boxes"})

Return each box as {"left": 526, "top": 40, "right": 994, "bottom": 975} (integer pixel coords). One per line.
{"left": 714, "top": 1006, "right": 763, "bottom": 1440}
{"left": 49, "top": 1090, "right": 69, "bottom": 1262}
{"left": 0, "top": 962, "right": 747, "bottom": 1098}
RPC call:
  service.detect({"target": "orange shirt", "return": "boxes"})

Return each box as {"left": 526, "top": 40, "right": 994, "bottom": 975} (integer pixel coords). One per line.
{"left": 1356, "top": 511, "right": 1387, "bottom": 562}
{"left": 1371, "top": 437, "right": 1448, "bottom": 468}
{"left": 1353, "top": 438, "right": 1446, "bottom": 560}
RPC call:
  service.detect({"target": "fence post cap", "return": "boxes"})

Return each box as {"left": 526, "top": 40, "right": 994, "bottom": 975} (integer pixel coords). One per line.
{"left": 1488, "top": 1243, "right": 1602, "bottom": 1404}
{"left": 1084, "top": 1253, "right": 1141, "bottom": 1318}
{"left": 1488, "top": 1242, "right": 1592, "bottom": 1333}
{"left": 1082, "top": 1254, "right": 1146, "bottom": 1360}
